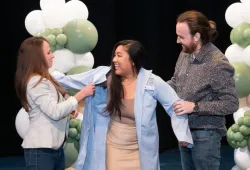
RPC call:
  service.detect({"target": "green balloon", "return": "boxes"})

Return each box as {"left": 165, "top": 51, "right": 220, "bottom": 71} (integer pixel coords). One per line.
{"left": 237, "top": 139, "right": 248, "bottom": 148}
{"left": 75, "top": 133, "right": 81, "bottom": 141}
{"left": 234, "top": 132, "right": 244, "bottom": 142}
{"left": 56, "top": 44, "right": 64, "bottom": 50}
{"left": 243, "top": 28, "right": 250, "bottom": 40}
{"left": 243, "top": 116, "right": 250, "bottom": 127}
{"left": 239, "top": 125, "right": 250, "bottom": 136}
{"left": 64, "top": 142, "right": 78, "bottom": 168}
{"left": 67, "top": 65, "right": 92, "bottom": 75}
{"left": 238, "top": 117, "right": 245, "bottom": 126}
{"left": 52, "top": 28, "right": 63, "bottom": 36}
{"left": 50, "top": 45, "right": 56, "bottom": 53}
{"left": 245, "top": 110, "right": 250, "bottom": 117}
{"left": 231, "top": 123, "right": 240, "bottom": 133}
{"left": 233, "top": 22, "right": 250, "bottom": 48}
{"left": 63, "top": 19, "right": 98, "bottom": 54}
{"left": 56, "top": 34, "right": 67, "bottom": 46}
{"left": 77, "top": 123, "right": 82, "bottom": 133}
{"left": 227, "top": 127, "right": 235, "bottom": 141}
{"left": 68, "top": 128, "right": 78, "bottom": 138}
{"left": 66, "top": 137, "right": 75, "bottom": 143}
{"left": 67, "top": 88, "right": 79, "bottom": 96}
{"left": 231, "top": 62, "right": 250, "bottom": 98}
{"left": 47, "top": 34, "right": 56, "bottom": 46}
{"left": 69, "top": 119, "right": 78, "bottom": 128}
{"left": 35, "top": 28, "right": 52, "bottom": 38}
{"left": 248, "top": 136, "right": 250, "bottom": 151}
{"left": 74, "top": 140, "right": 80, "bottom": 151}
{"left": 230, "top": 29, "right": 235, "bottom": 44}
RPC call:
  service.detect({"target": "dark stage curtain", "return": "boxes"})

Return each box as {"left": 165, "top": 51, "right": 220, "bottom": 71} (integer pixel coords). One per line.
{"left": 1, "top": 0, "right": 238, "bottom": 155}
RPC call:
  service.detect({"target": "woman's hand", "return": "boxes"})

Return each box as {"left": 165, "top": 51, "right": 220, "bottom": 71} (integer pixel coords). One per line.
{"left": 74, "top": 84, "right": 95, "bottom": 101}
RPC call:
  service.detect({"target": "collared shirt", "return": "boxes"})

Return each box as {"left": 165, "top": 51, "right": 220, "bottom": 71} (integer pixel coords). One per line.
{"left": 167, "top": 43, "right": 239, "bottom": 135}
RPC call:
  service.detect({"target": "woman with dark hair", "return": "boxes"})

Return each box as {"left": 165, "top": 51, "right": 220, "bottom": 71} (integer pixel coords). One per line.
{"left": 53, "top": 40, "right": 193, "bottom": 170}
{"left": 15, "top": 37, "right": 95, "bottom": 170}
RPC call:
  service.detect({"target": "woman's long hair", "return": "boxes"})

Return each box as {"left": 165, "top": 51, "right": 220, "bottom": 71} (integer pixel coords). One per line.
{"left": 106, "top": 40, "right": 146, "bottom": 118}
{"left": 15, "top": 37, "right": 66, "bottom": 112}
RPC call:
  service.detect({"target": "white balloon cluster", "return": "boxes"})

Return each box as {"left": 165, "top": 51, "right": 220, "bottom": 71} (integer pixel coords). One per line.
{"left": 225, "top": 0, "right": 250, "bottom": 65}
{"left": 24, "top": 0, "right": 95, "bottom": 74}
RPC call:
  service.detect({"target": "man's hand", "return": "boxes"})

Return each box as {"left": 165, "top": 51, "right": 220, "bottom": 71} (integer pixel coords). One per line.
{"left": 179, "top": 141, "right": 189, "bottom": 147}
{"left": 174, "top": 101, "right": 195, "bottom": 116}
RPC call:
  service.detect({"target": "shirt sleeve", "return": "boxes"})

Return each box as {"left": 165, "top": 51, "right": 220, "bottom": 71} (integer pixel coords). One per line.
{"left": 27, "top": 76, "right": 78, "bottom": 121}
{"left": 198, "top": 59, "right": 239, "bottom": 116}
{"left": 153, "top": 75, "right": 193, "bottom": 146}
{"left": 167, "top": 53, "right": 183, "bottom": 91}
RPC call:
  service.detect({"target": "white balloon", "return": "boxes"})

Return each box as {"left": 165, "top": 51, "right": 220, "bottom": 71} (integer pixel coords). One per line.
{"left": 64, "top": 0, "right": 89, "bottom": 23}
{"left": 231, "top": 165, "right": 240, "bottom": 170}
{"left": 233, "top": 106, "right": 250, "bottom": 123}
{"left": 75, "top": 52, "right": 94, "bottom": 68}
{"left": 241, "top": 0, "right": 250, "bottom": 3}
{"left": 234, "top": 147, "right": 250, "bottom": 170}
{"left": 53, "top": 49, "right": 76, "bottom": 73}
{"left": 225, "top": 44, "right": 245, "bottom": 63}
{"left": 40, "top": 0, "right": 65, "bottom": 10}
{"left": 242, "top": 45, "right": 250, "bottom": 66}
{"left": 42, "top": 4, "right": 67, "bottom": 29}
{"left": 24, "top": 10, "right": 46, "bottom": 36}
{"left": 225, "top": 3, "right": 245, "bottom": 28}
{"left": 15, "top": 108, "right": 30, "bottom": 139}
{"left": 241, "top": 1, "right": 250, "bottom": 23}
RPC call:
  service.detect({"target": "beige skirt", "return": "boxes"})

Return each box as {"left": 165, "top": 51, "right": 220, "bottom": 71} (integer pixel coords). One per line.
{"left": 106, "top": 120, "right": 140, "bottom": 170}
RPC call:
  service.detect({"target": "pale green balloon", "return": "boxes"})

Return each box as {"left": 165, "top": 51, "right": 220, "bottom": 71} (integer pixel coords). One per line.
{"left": 67, "top": 88, "right": 79, "bottom": 96}
{"left": 56, "top": 44, "right": 64, "bottom": 50}
{"left": 47, "top": 34, "right": 56, "bottom": 46}
{"left": 52, "top": 28, "right": 63, "bottom": 36}
{"left": 243, "top": 28, "right": 250, "bottom": 40}
{"left": 233, "top": 22, "right": 250, "bottom": 48}
{"left": 230, "top": 29, "right": 236, "bottom": 44}
{"left": 56, "top": 34, "right": 67, "bottom": 46}
{"left": 63, "top": 19, "right": 98, "bottom": 54}
{"left": 50, "top": 45, "right": 56, "bottom": 53}
{"left": 231, "top": 62, "right": 250, "bottom": 98}
{"left": 67, "top": 65, "right": 92, "bottom": 75}
{"left": 64, "top": 141, "right": 78, "bottom": 168}
{"left": 35, "top": 28, "right": 52, "bottom": 38}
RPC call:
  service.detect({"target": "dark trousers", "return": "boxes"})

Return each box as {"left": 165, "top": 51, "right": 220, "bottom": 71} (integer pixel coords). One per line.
{"left": 24, "top": 146, "right": 65, "bottom": 170}
{"left": 179, "top": 129, "right": 222, "bottom": 170}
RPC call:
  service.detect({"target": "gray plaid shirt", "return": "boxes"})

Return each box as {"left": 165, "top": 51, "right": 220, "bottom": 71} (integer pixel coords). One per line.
{"left": 168, "top": 43, "right": 239, "bottom": 135}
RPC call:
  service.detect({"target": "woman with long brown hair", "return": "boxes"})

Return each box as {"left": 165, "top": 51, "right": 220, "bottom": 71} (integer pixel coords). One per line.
{"left": 15, "top": 37, "right": 95, "bottom": 170}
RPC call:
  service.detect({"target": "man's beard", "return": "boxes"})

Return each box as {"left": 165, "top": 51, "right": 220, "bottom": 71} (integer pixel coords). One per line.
{"left": 182, "top": 42, "right": 197, "bottom": 54}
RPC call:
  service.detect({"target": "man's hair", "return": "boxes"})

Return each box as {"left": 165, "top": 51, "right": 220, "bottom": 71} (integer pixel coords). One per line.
{"left": 177, "top": 10, "right": 218, "bottom": 45}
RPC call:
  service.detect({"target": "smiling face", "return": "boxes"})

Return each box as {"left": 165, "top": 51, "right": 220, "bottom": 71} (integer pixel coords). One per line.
{"left": 112, "top": 45, "right": 134, "bottom": 77}
{"left": 176, "top": 22, "right": 198, "bottom": 54}
{"left": 42, "top": 41, "right": 54, "bottom": 68}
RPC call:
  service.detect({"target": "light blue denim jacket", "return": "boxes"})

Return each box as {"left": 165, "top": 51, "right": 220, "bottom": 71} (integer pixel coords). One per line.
{"left": 53, "top": 66, "right": 193, "bottom": 170}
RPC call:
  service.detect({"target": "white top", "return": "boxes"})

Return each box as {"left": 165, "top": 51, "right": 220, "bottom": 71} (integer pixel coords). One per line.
{"left": 22, "top": 75, "right": 78, "bottom": 149}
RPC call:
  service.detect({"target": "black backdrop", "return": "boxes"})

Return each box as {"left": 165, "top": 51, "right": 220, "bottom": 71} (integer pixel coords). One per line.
{"left": 1, "top": 0, "right": 238, "bottom": 156}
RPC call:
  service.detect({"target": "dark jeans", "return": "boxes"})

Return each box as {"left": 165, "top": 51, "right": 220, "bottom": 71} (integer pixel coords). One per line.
{"left": 24, "top": 146, "right": 65, "bottom": 170}
{"left": 179, "top": 129, "right": 222, "bottom": 170}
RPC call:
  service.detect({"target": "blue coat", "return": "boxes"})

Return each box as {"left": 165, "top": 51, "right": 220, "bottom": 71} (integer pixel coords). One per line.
{"left": 53, "top": 66, "right": 193, "bottom": 170}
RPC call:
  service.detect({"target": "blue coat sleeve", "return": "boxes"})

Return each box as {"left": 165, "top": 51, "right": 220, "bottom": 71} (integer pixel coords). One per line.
{"left": 153, "top": 75, "right": 193, "bottom": 146}
{"left": 51, "top": 66, "right": 111, "bottom": 90}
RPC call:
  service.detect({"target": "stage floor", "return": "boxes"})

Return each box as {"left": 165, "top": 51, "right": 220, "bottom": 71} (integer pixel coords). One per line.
{"left": 0, "top": 145, "right": 234, "bottom": 170}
